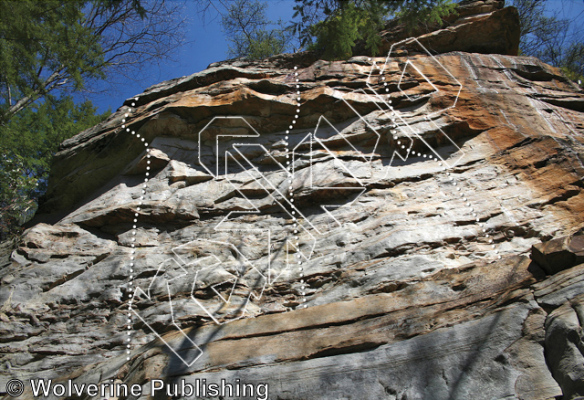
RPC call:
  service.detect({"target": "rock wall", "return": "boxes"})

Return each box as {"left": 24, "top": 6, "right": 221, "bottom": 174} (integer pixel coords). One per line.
{"left": 2, "top": 1, "right": 584, "bottom": 399}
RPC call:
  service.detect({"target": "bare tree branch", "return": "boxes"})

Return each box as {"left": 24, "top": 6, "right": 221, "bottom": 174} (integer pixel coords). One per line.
{"left": 0, "top": 0, "right": 189, "bottom": 124}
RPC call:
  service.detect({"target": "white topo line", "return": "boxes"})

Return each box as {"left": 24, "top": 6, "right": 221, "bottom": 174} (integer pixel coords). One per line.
{"left": 120, "top": 47, "right": 504, "bottom": 367}
{"left": 285, "top": 67, "right": 307, "bottom": 309}
{"left": 122, "top": 97, "right": 150, "bottom": 361}
{"left": 123, "top": 65, "right": 307, "bottom": 367}
{"left": 364, "top": 50, "right": 498, "bottom": 263}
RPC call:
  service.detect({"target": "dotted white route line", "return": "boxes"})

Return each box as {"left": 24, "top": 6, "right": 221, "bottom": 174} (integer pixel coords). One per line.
{"left": 285, "top": 66, "right": 307, "bottom": 310}
{"left": 123, "top": 65, "right": 309, "bottom": 367}
{"left": 364, "top": 49, "right": 500, "bottom": 262}
{"left": 121, "top": 96, "right": 151, "bottom": 361}
{"left": 119, "top": 49, "right": 502, "bottom": 367}
{"left": 391, "top": 136, "right": 498, "bottom": 261}
{"left": 440, "top": 168, "right": 499, "bottom": 261}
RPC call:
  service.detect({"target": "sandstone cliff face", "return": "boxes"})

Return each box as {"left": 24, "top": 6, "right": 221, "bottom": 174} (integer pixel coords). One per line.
{"left": 2, "top": 1, "right": 584, "bottom": 399}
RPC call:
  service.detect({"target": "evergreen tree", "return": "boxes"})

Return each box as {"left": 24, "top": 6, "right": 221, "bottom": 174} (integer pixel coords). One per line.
{"left": 292, "top": 0, "right": 457, "bottom": 60}
{"left": 307, "top": 1, "right": 386, "bottom": 59}
{"left": 0, "top": 0, "right": 102, "bottom": 124}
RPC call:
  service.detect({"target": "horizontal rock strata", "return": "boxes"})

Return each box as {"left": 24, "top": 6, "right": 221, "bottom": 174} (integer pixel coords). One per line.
{"left": 2, "top": 1, "right": 584, "bottom": 399}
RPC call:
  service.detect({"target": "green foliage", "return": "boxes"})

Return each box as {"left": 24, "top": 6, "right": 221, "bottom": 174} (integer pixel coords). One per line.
{"left": 0, "top": 0, "right": 104, "bottom": 123}
{"left": 307, "top": 1, "right": 386, "bottom": 59}
{"left": 247, "top": 27, "right": 292, "bottom": 59}
{"left": 0, "top": 96, "right": 110, "bottom": 239}
{"left": 394, "top": 0, "right": 457, "bottom": 33}
{"left": 0, "top": 151, "right": 37, "bottom": 240}
{"left": 292, "top": 0, "right": 457, "bottom": 60}
{"left": 221, "top": 0, "right": 293, "bottom": 60}
{"left": 0, "top": 0, "right": 185, "bottom": 125}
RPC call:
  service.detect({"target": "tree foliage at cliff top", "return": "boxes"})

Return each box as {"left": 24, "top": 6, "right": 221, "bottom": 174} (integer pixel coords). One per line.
{"left": 212, "top": 0, "right": 457, "bottom": 60}
{"left": 291, "top": 0, "right": 457, "bottom": 59}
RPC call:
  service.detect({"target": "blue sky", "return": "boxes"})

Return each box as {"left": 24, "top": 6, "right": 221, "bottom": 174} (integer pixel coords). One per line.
{"left": 87, "top": 0, "right": 296, "bottom": 114}
{"left": 86, "top": 0, "right": 584, "bottom": 115}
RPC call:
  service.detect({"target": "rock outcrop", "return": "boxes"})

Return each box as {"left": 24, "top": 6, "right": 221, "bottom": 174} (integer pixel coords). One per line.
{"left": 2, "top": 1, "right": 584, "bottom": 399}
{"left": 377, "top": 0, "right": 520, "bottom": 56}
